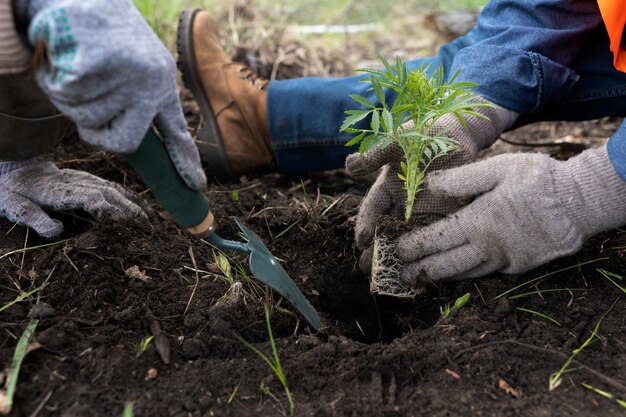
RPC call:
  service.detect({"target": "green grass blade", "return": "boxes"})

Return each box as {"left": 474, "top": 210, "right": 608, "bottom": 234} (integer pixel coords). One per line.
{"left": 227, "top": 385, "right": 239, "bottom": 405}
{"left": 581, "top": 383, "right": 626, "bottom": 410}
{"left": 492, "top": 257, "right": 609, "bottom": 302}
{"left": 549, "top": 297, "right": 620, "bottom": 390}
{"left": 515, "top": 307, "right": 561, "bottom": 326}
{"left": 2, "top": 320, "right": 38, "bottom": 414}
{"left": 123, "top": 402, "right": 134, "bottom": 417}
{"left": 0, "top": 283, "right": 48, "bottom": 314}
{"left": 0, "top": 239, "right": 70, "bottom": 261}
{"left": 597, "top": 269, "right": 626, "bottom": 294}
{"left": 509, "top": 288, "right": 588, "bottom": 300}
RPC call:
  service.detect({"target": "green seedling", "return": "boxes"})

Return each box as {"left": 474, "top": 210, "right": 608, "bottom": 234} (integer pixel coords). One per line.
{"left": 123, "top": 402, "right": 134, "bottom": 417}
{"left": 136, "top": 335, "right": 154, "bottom": 357}
{"left": 0, "top": 320, "right": 38, "bottom": 414}
{"left": 548, "top": 297, "right": 620, "bottom": 391}
{"left": 581, "top": 383, "right": 626, "bottom": 410}
{"left": 235, "top": 305, "right": 295, "bottom": 415}
{"left": 515, "top": 307, "right": 561, "bottom": 326}
{"left": 440, "top": 293, "right": 471, "bottom": 318}
{"left": 230, "top": 190, "right": 240, "bottom": 202}
{"left": 227, "top": 385, "right": 239, "bottom": 405}
{"left": 259, "top": 381, "right": 271, "bottom": 396}
{"left": 342, "top": 57, "right": 491, "bottom": 299}
{"left": 217, "top": 252, "right": 233, "bottom": 283}
{"left": 341, "top": 56, "right": 492, "bottom": 221}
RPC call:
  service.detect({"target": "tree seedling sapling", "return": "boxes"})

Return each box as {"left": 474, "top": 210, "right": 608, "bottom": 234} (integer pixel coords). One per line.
{"left": 342, "top": 56, "right": 493, "bottom": 297}
{"left": 440, "top": 293, "right": 471, "bottom": 318}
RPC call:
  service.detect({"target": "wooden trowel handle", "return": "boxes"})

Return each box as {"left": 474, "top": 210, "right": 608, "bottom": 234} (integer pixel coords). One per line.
{"left": 125, "top": 127, "right": 214, "bottom": 237}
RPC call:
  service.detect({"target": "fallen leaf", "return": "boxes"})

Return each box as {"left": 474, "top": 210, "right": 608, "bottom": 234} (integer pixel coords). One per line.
{"left": 149, "top": 318, "right": 171, "bottom": 365}
{"left": 445, "top": 369, "right": 461, "bottom": 380}
{"left": 125, "top": 266, "right": 150, "bottom": 283}
{"left": 498, "top": 378, "right": 522, "bottom": 398}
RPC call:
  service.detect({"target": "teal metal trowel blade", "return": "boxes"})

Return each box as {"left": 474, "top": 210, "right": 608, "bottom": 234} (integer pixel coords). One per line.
{"left": 206, "top": 219, "right": 322, "bottom": 331}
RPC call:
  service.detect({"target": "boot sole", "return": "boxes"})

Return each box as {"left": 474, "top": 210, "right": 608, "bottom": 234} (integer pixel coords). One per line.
{"left": 177, "top": 9, "right": 234, "bottom": 179}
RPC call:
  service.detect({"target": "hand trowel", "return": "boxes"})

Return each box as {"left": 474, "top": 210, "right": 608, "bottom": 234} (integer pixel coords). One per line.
{"left": 126, "top": 127, "right": 322, "bottom": 331}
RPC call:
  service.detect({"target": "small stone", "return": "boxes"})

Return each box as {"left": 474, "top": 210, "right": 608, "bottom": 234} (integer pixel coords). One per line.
{"left": 145, "top": 368, "right": 158, "bottom": 380}
{"left": 181, "top": 338, "right": 205, "bottom": 360}
{"left": 494, "top": 297, "right": 513, "bottom": 318}
{"left": 28, "top": 302, "right": 56, "bottom": 319}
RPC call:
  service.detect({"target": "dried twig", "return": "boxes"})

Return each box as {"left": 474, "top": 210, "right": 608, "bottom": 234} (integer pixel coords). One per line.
{"left": 184, "top": 246, "right": 201, "bottom": 316}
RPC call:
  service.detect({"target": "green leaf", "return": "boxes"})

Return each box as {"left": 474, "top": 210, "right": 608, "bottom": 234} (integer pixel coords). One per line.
{"left": 373, "top": 81, "right": 386, "bottom": 108}
{"left": 400, "top": 161, "right": 408, "bottom": 175}
{"left": 345, "top": 131, "right": 366, "bottom": 148}
{"left": 349, "top": 94, "right": 376, "bottom": 109}
{"left": 360, "top": 134, "right": 379, "bottom": 153}
{"left": 382, "top": 109, "right": 394, "bottom": 132}
{"left": 340, "top": 109, "right": 371, "bottom": 132}
{"left": 371, "top": 110, "right": 380, "bottom": 133}
{"left": 381, "top": 56, "right": 394, "bottom": 75}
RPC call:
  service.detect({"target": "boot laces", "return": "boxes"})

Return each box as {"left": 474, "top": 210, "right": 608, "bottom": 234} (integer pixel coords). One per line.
{"left": 236, "top": 66, "right": 269, "bottom": 90}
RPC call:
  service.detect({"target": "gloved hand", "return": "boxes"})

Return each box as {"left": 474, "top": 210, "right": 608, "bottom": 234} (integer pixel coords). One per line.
{"left": 0, "top": 160, "right": 147, "bottom": 238}
{"left": 396, "top": 145, "right": 626, "bottom": 284}
{"left": 345, "top": 98, "right": 517, "bottom": 270}
{"left": 15, "top": 0, "right": 206, "bottom": 190}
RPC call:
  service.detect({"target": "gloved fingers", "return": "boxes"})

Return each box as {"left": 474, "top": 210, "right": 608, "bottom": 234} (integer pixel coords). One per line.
{"left": 62, "top": 169, "right": 151, "bottom": 214}
{"left": 426, "top": 157, "right": 503, "bottom": 199}
{"left": 400, "top": 244, "right": 486, "bottom": 285}
{"left": 53, "top": 186, "right": 148, "bottom": 222}
{"left": 345, "top": 142, "right": 403, "bottom": 177}
{"left": 78, "top": 103, "right": 155, "bottom": 154}
{"left": 154, "top": 93, "right": 207, "bottom": 190}
{"left": 396, "top": 215, "right": 468, "bottom": 262}
{"left": 0, "top": 193, "right": 63, "bottom": 238}
{"left": 354, "top": 166, "right": 396, "bottom": 249}
{"left": 358, "top": 246, "right": 374, "bottom": 275}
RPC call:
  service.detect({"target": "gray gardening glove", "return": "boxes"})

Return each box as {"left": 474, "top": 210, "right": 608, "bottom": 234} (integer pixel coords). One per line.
{"left": 345, "top": 99, "right": 517, "bottom": 270}
{"left": 15, "top": 0, "right": 206, "bottom": 189}
{"left": 0, "top": 160, "right": 147, "bottom": 238}
{"left": 396, "top": 145, "right": 626, "bottom": 284}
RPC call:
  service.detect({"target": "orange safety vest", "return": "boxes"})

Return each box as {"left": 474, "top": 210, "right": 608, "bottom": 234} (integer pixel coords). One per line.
{"left": 597, "top": 0, "right": 626, "bottom": 72}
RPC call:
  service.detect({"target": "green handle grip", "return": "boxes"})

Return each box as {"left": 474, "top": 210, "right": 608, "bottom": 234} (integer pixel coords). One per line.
{"left": 126, "top": 127, "right": 213, "bottom": 235}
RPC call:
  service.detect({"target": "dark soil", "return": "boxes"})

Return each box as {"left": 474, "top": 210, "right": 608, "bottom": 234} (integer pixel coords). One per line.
{"left": 3, "top": 9, "right": 626, "bottom": 417}
{"left": 2, "top": 123, "right": 626, "bottom": 416}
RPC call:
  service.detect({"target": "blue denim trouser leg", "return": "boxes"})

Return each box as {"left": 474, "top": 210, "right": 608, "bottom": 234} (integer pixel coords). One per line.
{"left": 267, "top": 0, "right": 626, "bottom": 174}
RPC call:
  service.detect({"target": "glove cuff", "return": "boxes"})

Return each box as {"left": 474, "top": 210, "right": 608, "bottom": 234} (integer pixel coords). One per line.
{"left": 0, "top": 158, "right": 36, "bottom": 176}
{"left": 555, "top": 145, "right": 626, "bottom": 237}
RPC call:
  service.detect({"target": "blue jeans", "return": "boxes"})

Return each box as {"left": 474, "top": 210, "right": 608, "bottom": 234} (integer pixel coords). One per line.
{"left": 267, "top": 0, "right": 626, "bottom": 177}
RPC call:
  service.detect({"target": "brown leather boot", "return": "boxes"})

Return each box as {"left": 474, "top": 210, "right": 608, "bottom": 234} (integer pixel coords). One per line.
{"left": 177, "top": 9, "right": 274, "bottom": 178}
